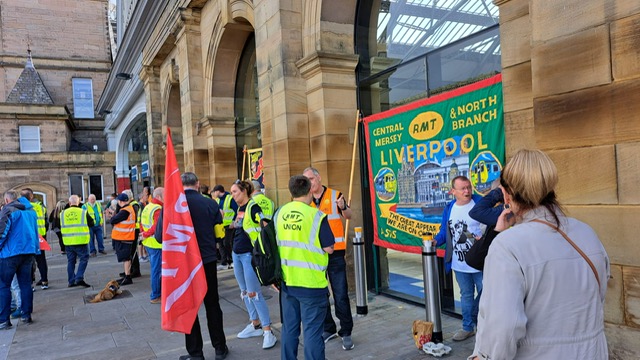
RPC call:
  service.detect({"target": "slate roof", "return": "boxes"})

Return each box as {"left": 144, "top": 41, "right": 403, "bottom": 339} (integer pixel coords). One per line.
{"left": 6, "top": 50, "right": 54, "bottom": 104}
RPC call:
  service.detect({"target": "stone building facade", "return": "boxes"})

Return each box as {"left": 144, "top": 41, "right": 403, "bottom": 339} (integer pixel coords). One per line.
{"left": 99, "top": 0, "right": 640, "bottom": 356}
{"left": 0, "top": 0, "right": 114, "bottom": 208}
{"left": 496, "top": 0, "right": 640, "bottom": 357}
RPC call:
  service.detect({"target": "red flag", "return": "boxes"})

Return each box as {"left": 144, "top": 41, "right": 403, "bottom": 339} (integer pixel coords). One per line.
{"left": 38, "top": 234, "right": 51, "bottom": 251}
{"left": 160, "top": 128, "right": 208, "bottom": 334}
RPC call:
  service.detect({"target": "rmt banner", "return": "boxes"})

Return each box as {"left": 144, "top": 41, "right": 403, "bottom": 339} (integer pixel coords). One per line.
{"left": 363, "top": 74, "right": 504, "bottom": 254}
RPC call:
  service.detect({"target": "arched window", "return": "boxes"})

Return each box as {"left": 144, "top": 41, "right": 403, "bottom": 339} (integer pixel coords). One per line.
{"left": 234, "top": 34, "right": 260, "bottom": 178}
{"left": 124, "top": 115, "right": 149, "bottom": 193}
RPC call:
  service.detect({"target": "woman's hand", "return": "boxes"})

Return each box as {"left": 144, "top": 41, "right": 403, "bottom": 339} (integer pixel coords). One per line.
{"left": 495, "top": 204, "right": 516, "bottom": 232}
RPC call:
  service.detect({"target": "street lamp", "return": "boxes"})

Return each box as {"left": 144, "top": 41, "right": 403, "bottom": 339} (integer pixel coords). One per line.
{"left": 115, "top": 72, "right": 132, "bottom": 80}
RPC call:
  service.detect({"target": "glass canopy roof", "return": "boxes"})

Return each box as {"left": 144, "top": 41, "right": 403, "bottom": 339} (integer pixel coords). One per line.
{"left": 377, "top": 0, "right": 500, "bottom": 63}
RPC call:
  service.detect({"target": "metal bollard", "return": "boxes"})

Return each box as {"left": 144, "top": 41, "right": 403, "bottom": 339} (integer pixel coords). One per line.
{"left": 422, "top": 233, "right": 443, "bottom": 343}
{"left": 353, "top": 227, "right": 368, "bottom": 315}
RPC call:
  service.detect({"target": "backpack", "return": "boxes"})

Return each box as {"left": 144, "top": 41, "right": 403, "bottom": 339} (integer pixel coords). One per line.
{"left": 251, "top": 210, "right": 282, "bottom": 287}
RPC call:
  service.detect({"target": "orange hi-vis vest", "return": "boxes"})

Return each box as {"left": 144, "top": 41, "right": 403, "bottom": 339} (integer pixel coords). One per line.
{"left": 111, "top": 205, "right": 136, "bottom": 241}
{"left": 311, "top": 187, "right": 345, "bottom": 250}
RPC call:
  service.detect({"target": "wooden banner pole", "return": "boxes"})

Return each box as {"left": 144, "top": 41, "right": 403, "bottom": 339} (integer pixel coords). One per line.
{"left": 241, "top": 145, "right": 247, "bottom": 180}
{"left": 344, "top": 110, "right": 361, "bottom": 241}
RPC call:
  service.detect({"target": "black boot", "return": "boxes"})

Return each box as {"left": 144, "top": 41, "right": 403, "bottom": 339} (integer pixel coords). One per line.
{"left": 118, "top": 275, "right": 133, "bottom": 285}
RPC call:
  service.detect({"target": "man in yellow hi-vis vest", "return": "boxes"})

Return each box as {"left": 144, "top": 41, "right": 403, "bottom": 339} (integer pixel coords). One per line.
{"left": 20, "top": 188, "right": 49, "bottom": 290}
{"left": 277, "top": 175, "right": 335, "bottom": 360}
{"left": 61, "top": 195, "right": 94, "bottom": 288}
{"left": 303, "top": 167, "right": 355, "bottom": 351}
{"left": 140, "top": 187, "right": 164, "bottom": 304}
{"left": 83, "top": 194, "right": 106, "bottom": 257}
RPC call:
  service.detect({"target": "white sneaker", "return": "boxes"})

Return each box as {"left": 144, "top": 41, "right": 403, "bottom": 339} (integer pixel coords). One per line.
{"left": 237, "top": 323, "right": 263, "bottom": 338}
{"left": 217, "top": 264, "right": 227, "bottom": 271}
{"left": 262, "top": 330, "right": 277, "bottom": 349}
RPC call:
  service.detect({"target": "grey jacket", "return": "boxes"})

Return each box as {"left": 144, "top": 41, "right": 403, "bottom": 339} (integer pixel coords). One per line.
{"left": 471, "top": 207, "right": 609, "bottom": 359}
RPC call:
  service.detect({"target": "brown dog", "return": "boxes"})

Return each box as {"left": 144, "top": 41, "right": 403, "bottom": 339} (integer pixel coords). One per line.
{"left": 89, "top": 280, "right": 123, "bottom": 303}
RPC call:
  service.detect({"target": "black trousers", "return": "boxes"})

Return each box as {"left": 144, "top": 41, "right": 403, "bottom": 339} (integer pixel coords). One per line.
{"left": 129, "top": 229, "right": 140, "bottom": 275}
{"left": 185, "top": 261, "right": 226, "bottom": 356}
{"left": 35, "top": 251, "right": 48, "bottom": 282}
{"left": 55, "top": 231, "right": 64, "bottom": 252}
{"left": 218, "top": 227, "right": 234, "bottom": 265}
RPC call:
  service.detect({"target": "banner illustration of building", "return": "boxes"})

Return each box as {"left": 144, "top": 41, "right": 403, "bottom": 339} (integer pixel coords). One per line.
{"left": 363, "top": 74, "right": 505, "bottom": 254}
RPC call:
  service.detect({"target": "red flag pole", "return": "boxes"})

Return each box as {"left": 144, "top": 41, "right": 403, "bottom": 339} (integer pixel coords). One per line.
{"left": 160, "top": 128, "right": 208, "bottom": 334}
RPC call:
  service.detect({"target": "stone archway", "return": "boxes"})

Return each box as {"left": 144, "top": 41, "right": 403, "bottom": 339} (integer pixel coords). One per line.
{"left": 202, "top": 9, "right": 255, "bottom": 189}
{"left": 302, "top": 0, "right": 358, "bottom": 57}
{"left": 116, "top": 110, "right": 147, "bottom": 192}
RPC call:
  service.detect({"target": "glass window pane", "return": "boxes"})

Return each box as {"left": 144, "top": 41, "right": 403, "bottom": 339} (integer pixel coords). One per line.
{"left": 19, "top": 126, "right": 41, "bottom": 153}
{"left": 427, "top": 27, "right": 501, "bottom": 92}
{"left": 235, "top": 35, "right": 260, "bottom": 179}
{"left": 89, "top": 175, "right": 103, "bottom": 201}
{"left": 72, "top": 78, "right": 94, "bottom": 119}
{"left": 362, "top": 59, "right": 428, "bottom": 114}
{"left": 69, "top": 175, "right": 84, "bottom": 198}
{"left": 362, "top": 0, "right": 499, "bottom": 78}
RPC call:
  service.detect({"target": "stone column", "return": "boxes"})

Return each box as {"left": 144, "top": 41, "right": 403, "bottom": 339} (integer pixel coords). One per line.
{"left": 297, "top": 51, "right": 361, "bottom": 290}
{"left": 201, "top": 116, "right": 237, "bottom": 189}
{"left": 253, "top": 0, "right": 311, "bottom": 204}
{"left": 140, "top": 65, "right": 165, "bottom": 186}
{"left": 297, "top": 51, "right": 361, "bottom": 224}
{"left": 174, "top": 7, "right": 210, "bottom": 181}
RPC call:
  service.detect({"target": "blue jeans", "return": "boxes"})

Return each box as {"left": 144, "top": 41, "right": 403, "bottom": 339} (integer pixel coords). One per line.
{"left": 454, "top": 270, "right": 483, "bottom": 332}
{"left": 281, "top": 287, "right": 328, "bottom": 360}
{"left": 324, "top": 251, "right": 353, "bottom": 336}
{"left": 232, "top": 251, "right": 271, "bottom": 326}
{"left": 66, "top": 244, "right": 89, "bottom": 285}
{"left": 89, "top": 225, "right": 104, "bottom": 253}
{"left": 146, "top": 246, "right": 162, "bottom": 300}
{"left": 0, "top": 254, "right": 34, "bottom": 322}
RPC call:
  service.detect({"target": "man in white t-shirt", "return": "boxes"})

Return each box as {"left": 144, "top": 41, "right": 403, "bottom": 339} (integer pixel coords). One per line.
{"left": 435, "top": 176, "right": 485, "bottom": 342}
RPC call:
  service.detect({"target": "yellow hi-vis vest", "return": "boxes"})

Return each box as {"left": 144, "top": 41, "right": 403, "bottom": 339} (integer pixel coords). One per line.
{"left": 83, "top": 202, "right": 104, "bottom": 226}
{"left": 140, "top": 202, "right": 162, "bottom": 249}
{"left": 276, "top": 201, "right": 328, "bottom": 289}
{"left": 131, "top": 200, "right": 141, "bottom": 230}
{"left": 310, "top": 188, "right": 345, "bottom": 250}
{"left": 60, "top": 207, "right": 90, "bottom": 245}
{"left": 217, "top": 193, "right": 234, "bottom": 227}
{"left": 242, "top": 200, "right": 263, "bottom": 246}
{"left": 252, "top": 193, "right": 275, "bottom": 220}
{"left": 32, "top": 201, "right": 47, "bottom": 236}
{"left": 242, "top": 193, "right": 275, "bottom": 245}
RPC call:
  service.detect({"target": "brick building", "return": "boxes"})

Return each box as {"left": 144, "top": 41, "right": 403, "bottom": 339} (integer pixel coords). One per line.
{"left": 0, "top": 0, "right": 114, "bottom": 208}
{"left": 99, "top": 1, "right": 640, "bottom": 356}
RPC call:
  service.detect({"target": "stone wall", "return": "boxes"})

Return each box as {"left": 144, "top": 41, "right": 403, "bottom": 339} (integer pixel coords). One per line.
{"left": 0, "top": 151, "right": 115, "bottom": 207}
{"left": 496, "top": 0, "right": 640, "bottom": 357}
{"left": 0, "top": 0, "right": 115, "bottom": 203}
{"left": 0, "top": 0, "right": 111, "bottom": 114}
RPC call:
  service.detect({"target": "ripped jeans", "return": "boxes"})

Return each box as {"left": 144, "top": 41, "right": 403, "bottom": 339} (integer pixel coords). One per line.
{"left": 232, "top": 251, "right": 272, "bottom": 327}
